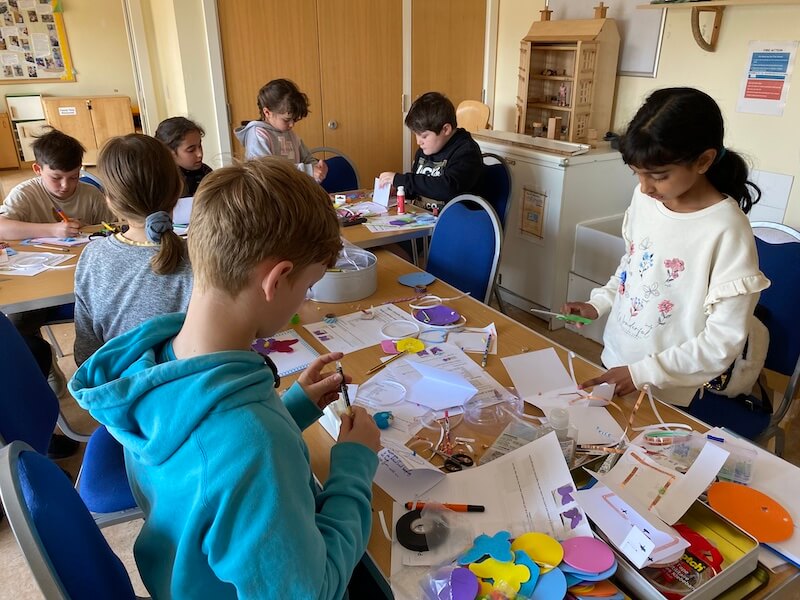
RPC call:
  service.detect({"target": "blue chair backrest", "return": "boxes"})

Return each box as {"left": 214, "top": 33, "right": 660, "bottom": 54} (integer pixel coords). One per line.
{"left": 755, "top": 236, "right": 800, "bottom": 376}
{"left": 426, "top": 195, "right": 502, "bottom": 304}
{"left": 79, "top": 425, "right": 137, "bottom": 513}
{"left": 2, "top": 443, "right": 136, "bottom": 599}
{"left": 79, "top": 171, "right": 104, "bottom": 192}
{"left": 480, "top": 157, "right": 511, "bottom": 229}
{"left": 310, "top": 147, "right": 360, "bottom": 194}
{"left": 0, "top": 313, "right": 59, "bottom": 453}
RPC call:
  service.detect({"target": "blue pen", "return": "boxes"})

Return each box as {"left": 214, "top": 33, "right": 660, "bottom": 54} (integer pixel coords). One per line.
{"left": 707, "top": 434, "right": 725, "bottom": 443}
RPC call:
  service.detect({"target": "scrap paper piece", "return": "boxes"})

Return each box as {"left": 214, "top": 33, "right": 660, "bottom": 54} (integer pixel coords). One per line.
{"left": 251, "top": 330, "right": 319, "bottom": 377}
{"left": 22, "top": 235, "right": 90, "bottom": 247}
{"left": 304, "top": 304, "right": 413, "bottom": 354}
{"left": 363, "top": 214, "right": 435, "bottom": 234}
{"left": 373, "top": 445, "right": 445, "bottom": 502}
{"left": 448, "top": 322, "right": 498, "bottom": 355}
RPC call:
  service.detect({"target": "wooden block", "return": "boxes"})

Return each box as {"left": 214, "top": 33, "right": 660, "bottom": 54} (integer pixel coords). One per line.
{"left": 547, "top": 117, "right": 562, "bottom": 140}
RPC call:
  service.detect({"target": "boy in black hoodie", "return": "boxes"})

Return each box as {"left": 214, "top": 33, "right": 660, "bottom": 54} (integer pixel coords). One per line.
{"left": 378, "top": 92, "right": 483, "bottom": 204}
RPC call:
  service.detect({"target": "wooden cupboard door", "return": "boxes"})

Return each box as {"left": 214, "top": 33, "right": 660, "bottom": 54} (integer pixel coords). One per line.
{"left": 89, "top": 97, "right": 135, "bottom": 148}
{"left": 0, "top": 113, "right": 20, "bottom": 169}
{"left": 217, "top": 0, "right": 323, "bottom": 158}
{"left": 411, "top": 0, "right": 486, "bottom": 110}
{"left": 317, "top": 0, "right": 403, "bottom": 181}
{"left": 41, "top": 97, "right": 96, "bottom": 150}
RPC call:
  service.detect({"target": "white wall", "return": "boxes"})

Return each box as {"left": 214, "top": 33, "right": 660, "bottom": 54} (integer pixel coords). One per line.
{"left": 494, "top": 3, "right": 800, "bottom": 228}
{"left": 0, "top": 0, "right": 137, "bottom": 107}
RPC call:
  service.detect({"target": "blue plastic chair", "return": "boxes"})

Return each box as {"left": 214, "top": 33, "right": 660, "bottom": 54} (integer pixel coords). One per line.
{"left": 480, "top": 153, "right": 512, "bottom": 229}
{"left": 425, "top": 195, "right": 503, "bottom": 304}
{"left": 310, "top": 146, "right": 360, "bottom": 193}
{"left": 79, "top": 170, "right": 104, "bottom": 192}
{"left": 0, "top": 312, "right": 142, "bottom": 526}
{"left": 0, "top": 441, "right": 141, "bottom": 599}
{"left": 686, "top": 222, "right": 800, "bottom": 454}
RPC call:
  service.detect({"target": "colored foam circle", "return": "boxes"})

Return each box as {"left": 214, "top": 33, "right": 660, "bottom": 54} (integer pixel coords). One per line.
{"left": 511, "top": 532, "right": 564, "bottom": 573}
{"left": 560, "top": 536, "right": 615, "bottom": 574}
{"left": 559, "top": 561, "right": 617, "bottom": 582}
{"left": 530, "top": 567, "right": 567, "bottom": 600}
{"left": 707, "top": 481, "right": 794, "bottom": 543}
{"left": 396, "top": 338, "right": 425, "bottom": 353}
{"left": 398, "top": 272, "right": 436, "bottom": 287}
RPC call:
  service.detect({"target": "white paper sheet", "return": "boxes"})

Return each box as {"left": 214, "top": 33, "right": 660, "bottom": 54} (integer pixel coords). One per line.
{"left": 576, "top": 483, "right": 688, "bottom": 568}
{"left": 561, "top": 406, "right": 625, "bottom": 446}
{"left": 447, "top": 322, "right": 498, "bottom": 355}
{"left": 172, "top": 196, "right": 193, "bottom": 225}
{"left": 252, "top": 330, "right": 320, "bottom": 377}
{"left": 23, "top": 235, "right": 90, "bottom": 247}
{"left": 363, "top": 215, "right": 435, "bottom": 234}
{"left": 373, "top": 177, "right": 394, "bottom": 207}
{"left": 390, "top": 432, "right": 593, "bottom": 581}
{"left": 0, "top": 251, "right": 75, "bottom": 276}
{"left": 592, "top": 441, "right": 729, "bottom": 526}
{"left": 318, "top": 384, "right": 358, "bottom": 441}
{"left": 304, "top": 304, "right": 413, "bottom": 354}
{"left": 404, "top": 361, "right": 478, "bottom": 411}
{"left": 502, "top": 348, "right": 574, "bottom": 399}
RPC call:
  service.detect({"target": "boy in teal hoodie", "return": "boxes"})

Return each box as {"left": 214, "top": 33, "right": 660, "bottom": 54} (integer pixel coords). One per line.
{"left": 70, "top": 158, "right": 381, "bottom": 599}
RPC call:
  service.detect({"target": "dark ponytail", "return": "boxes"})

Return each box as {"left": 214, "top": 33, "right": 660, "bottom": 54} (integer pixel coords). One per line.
{"left": 619, "top": 87, "right": 760, "bottom": 214}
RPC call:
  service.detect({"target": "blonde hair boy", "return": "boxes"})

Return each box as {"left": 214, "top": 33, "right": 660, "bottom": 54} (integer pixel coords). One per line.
{"left": 71, "top": 157, "right": 382, "bottom": 598}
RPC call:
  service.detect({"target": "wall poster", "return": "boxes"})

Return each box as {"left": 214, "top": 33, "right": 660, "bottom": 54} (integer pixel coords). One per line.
{"left": 519, "top": 187, "right": 546, "bottom": 240}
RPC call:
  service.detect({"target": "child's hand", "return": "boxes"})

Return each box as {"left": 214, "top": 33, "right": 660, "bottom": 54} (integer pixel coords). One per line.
{"left": 580, "top": 366, "right": 636, "bottom": 397}
{"left": 338, "top": 406, "right": 381, "bottom": 452}
{"left": 297, "top": 352, "right": 351, "bottom": 409}
{"left": 52, "top": 219, "right": 81, "bottom": 238}
{"left": 378, "top": 172, "right": 396, "bottom": 188}
{"left": 560, "top": 302, "right": 599, "bottom": 328}
{"left": 314, "top": 159, "right": 328, "bottom": 183}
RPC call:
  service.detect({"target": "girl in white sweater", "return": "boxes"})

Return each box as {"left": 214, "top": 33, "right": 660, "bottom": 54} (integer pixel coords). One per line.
{"left": 563, "top": 87, "right": 769, "bottom": 408}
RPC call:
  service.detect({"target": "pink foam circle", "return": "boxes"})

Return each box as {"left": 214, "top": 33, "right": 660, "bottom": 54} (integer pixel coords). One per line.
{"left": 560, "top": 536, "right": 615, "bottom": 574}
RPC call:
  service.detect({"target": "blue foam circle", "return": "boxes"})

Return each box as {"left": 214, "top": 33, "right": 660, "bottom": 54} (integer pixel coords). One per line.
{"left": 398, "top": 272, "right": 436, "bottom": 287}
{"left": 530, "top": 567, "right": 567, "bottom": 600}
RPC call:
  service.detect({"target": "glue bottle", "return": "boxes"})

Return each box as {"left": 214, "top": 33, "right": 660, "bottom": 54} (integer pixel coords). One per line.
{"left": 549, "top": 407, "right": 577, "bottom": 467}
{"left": 396, "top": 185, "right": 406, "bottom": 215}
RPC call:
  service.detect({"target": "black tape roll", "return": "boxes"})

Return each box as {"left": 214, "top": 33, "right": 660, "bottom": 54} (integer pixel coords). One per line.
{"left": 395, "top": 509, "right": 449, "bottom": 552}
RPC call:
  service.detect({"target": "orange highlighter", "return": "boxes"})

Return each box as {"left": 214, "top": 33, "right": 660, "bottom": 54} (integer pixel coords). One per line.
{"left": 404, "top": 502, "right": 485, "bottom": 513}
{"left": 54, "top": 207, "right": 70, "bottom": 224}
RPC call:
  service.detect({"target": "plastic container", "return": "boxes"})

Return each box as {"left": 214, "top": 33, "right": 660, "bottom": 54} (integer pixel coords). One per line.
{"left": 309, "top": 245, "right": 377, "bottom": 303}
{"left": 396, "top": 185, "right": 406, "bottom": 215}
{"left": 549, "top": 407, "right": 577, "bottom": 467}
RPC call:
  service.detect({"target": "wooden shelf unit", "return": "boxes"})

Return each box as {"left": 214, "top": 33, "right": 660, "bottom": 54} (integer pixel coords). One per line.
{"left": 516, "top": 18, "right": 620, "bottom": 143}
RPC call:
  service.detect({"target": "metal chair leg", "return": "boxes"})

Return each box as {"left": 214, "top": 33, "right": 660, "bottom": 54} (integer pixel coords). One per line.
{"left": 42, "top": 325, "right": 64, "bottom": 359}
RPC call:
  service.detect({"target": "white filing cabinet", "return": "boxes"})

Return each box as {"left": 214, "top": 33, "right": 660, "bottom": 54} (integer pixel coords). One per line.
{"left": 475, "top": 131, "right": 634, "bottom": 327}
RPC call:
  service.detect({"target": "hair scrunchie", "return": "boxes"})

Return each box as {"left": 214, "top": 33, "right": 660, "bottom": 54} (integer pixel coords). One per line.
{"left": 716, "top": 147, "right": 727, "bottom": 162}
{"left": 145, "top": 211, "right": 174, "bottom": 243}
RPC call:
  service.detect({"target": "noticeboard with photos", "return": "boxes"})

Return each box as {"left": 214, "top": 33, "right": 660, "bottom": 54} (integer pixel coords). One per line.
{"left": 0, "top": 0, "right": 74, "bottom": 83}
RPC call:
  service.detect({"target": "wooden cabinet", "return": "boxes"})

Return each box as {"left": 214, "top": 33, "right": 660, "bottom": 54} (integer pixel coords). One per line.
{"left": 516, "top": 18, "right": 619, "bottom": 143}
{"left": 218, "top": 0, "right": 488, "bottom": 180}
{"left": 41, "top": 96, "right": 135, "bottom": 164}
{"left": 0, "top": 113, "right": 20, "bottom": 170}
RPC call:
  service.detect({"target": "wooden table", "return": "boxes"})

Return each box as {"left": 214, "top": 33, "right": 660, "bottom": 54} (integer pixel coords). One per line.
{"left": 290, "top": 249, "right": 799, "bottom": 599}
{"left": 0, "top": 241, "right": 84, "bottom": 315}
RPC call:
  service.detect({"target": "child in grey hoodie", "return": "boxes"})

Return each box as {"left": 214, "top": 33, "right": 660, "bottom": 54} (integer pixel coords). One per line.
{"left": 234, "top": 78, "right": 327, "bottom": 183}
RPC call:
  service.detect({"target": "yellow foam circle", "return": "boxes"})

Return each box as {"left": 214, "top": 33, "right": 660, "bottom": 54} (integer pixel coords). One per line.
{"left": 510, "top": 532, "right": 564, "bottom": 574}
{"left": 396, "top": 338, "right": 425, "bottom": 353}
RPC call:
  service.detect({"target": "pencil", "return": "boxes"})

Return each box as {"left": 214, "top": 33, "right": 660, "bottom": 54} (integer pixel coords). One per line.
{"left": 33, "top": 244, "right": 70, "bottom": 252}
{"left": 404, "top": 502, "right": 485, "bottom": 513}
{"left": 481, "top": 333, "right": 492, "bottom": 368}
{"left": 54, "top": 207, "right": 70, "bottom": 224}
{"left": 366, "top": 351, "right": 406, "bottom": 374}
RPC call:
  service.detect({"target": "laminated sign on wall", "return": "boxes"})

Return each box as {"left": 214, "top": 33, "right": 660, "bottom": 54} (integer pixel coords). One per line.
{"left": 0, "top": 0, "right": 74, "bottom": 82}
{"left": 520, "top": 187, "right": 546, "bottom": 240}
{"left": 737, "top": 41, "right": 797, "bottom": 117}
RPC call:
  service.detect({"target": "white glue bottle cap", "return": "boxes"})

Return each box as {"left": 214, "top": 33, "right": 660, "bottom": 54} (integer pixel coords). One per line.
{"left": 549, "top": 407, "right": 570, "bottom": 441}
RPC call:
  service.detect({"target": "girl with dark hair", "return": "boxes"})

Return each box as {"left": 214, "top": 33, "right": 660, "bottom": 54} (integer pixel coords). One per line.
{"left": 562, "top": 87, "right": 770, "bottom": 408}
{"left": 155, "top": 116, "right": 213, "bottom": 196}
{"left": 233, "top": 78, "right": 327, "bottom": 183}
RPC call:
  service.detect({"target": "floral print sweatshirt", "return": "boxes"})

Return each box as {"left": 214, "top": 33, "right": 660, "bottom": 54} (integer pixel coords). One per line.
{"left": 588, "top": 185, "right": 770, "bottom": 406}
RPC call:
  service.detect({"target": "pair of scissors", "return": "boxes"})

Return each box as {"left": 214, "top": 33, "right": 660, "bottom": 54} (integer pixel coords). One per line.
{"left": 530, "top": 308, "right": 593, "bottom": 325}
{"left": 431, "top": 449, "right": 474, "bottom": 473}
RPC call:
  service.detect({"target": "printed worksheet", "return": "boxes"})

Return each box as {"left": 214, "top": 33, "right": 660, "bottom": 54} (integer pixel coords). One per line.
{"left": 304, "top": 304, "right": 414, "bottom": 353}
